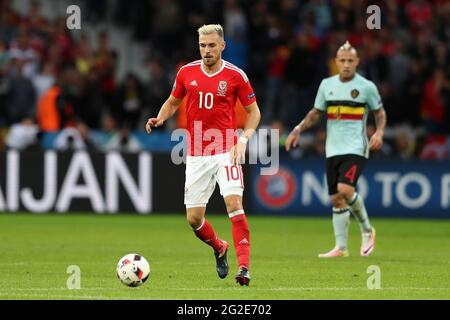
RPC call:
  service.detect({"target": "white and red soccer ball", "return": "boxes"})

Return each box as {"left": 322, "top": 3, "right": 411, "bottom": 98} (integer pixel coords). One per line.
{"left": 116, "top": 254, "right": 150, "bottom": 287}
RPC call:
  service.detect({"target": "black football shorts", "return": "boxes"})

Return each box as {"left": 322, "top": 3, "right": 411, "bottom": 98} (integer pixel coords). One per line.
{"left": 326, "top": 154, "right": 367, "bottom": 195}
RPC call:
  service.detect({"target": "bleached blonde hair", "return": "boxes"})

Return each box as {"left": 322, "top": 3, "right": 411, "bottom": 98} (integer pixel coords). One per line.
{"left": 197, "top": 24, "right": 224, "bottom": 39}
{"left": 338, "top": 41, "right": 358, "bottom": 56}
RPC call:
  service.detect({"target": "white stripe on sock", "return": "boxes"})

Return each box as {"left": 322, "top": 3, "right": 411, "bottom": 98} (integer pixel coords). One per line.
{"left": 194, "top": 219, "right": 205, "bottom": 231}
{"left": 332, "top": 207, "right": 349, "bottom": 214}
{"left": 228, "top": 209, "right": 245, "bottom": 218}
{"left": 348, "top": 192, "right": 358, "bottom": 205}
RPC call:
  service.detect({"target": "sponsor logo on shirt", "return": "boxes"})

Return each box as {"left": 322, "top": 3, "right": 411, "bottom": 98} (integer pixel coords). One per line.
{"left": 247, "top": 93, "right": 255, "bottom": 100}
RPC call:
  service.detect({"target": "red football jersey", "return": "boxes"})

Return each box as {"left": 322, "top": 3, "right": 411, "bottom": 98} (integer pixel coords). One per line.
{"left": 171, "top": 60, "right": 257, "bottom": 156}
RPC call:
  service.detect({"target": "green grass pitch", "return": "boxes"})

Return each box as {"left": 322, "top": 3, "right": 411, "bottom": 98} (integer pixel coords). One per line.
{"left": 0, "top": 213, "right": 449, "bottom": 300}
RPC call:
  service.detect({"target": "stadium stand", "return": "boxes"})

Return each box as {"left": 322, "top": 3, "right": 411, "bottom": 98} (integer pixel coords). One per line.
{"left": 0, "top": 0, "right": 448, "bottom": 158}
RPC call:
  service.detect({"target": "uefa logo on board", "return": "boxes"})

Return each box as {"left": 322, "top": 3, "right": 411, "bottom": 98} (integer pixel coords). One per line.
{"left": 255, "top": 167, "right": 297, "bottom": 209}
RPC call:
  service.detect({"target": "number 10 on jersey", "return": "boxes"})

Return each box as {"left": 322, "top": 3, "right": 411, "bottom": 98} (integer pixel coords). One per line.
{"left": 199, "top": 91, "right": 214, "bottom": 109}
{"left": 225, "top": 166, "right": 243, "bottom": 186}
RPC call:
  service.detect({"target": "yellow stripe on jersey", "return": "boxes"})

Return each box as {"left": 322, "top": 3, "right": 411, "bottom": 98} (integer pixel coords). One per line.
{"left": 327, "top": 106, "right": 365, "bottom": 115}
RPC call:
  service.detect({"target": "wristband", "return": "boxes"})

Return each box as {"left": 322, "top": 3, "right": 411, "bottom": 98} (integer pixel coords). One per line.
{"left": 238, "top": 136, "right": 249, "bottom": 144}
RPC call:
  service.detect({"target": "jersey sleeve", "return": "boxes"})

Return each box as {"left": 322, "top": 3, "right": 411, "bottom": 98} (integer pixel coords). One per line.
{"left": 237, "top": 74, "right": 257, "bottom": 107}
{"left": 366, "top": 81, "right": 383, "bottom": 111}
{"left": 171, "top": 69, "right": 187, "bottom": 99}
{"left": 313, "top": 80, "right": 327, "bottom": 111}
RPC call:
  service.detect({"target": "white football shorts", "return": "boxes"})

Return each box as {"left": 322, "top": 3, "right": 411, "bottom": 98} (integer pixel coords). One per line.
{"left": 184, "top": 152, "right": 244, "bottom": 208}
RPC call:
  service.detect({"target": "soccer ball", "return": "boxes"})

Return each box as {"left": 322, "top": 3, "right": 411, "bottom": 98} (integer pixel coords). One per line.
{"left": 116, "top": 253, "right": 150, "bottom": 287}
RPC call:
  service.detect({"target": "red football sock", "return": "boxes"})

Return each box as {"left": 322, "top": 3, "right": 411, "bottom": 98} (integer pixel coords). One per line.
{"left": 194, "top": 219, "right": 223, "bottom": 252}
{"left": 230, "top": 213, "right": 250, "bottom": 269}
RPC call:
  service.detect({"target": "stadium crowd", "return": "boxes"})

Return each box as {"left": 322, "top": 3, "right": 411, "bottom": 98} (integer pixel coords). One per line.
{"left": 0, "top": 0, "right": 449, "bottom": 159}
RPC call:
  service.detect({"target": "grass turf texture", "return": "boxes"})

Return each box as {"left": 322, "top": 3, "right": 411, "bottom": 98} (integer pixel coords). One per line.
{"left": 0, "top": 213, "right": 449, "bottom": 300}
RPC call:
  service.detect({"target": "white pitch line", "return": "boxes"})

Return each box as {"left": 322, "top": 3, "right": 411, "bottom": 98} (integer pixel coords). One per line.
{"left": 0, "top": 293, "right": 152, "bottom": 300}
{"left": 2, "top": 287, "right": 450, "bottom": 292}
{"left": 174, "top": 262, "right": 209, "bottom": 265}
{"left": 0, "top": 262, "right": 114, "bottom": 266}
{"left": 2, "top": 288, "right": 117, "bottom": 291}
{"left": 166, "top": 287, "right": 450, "bottom": 291}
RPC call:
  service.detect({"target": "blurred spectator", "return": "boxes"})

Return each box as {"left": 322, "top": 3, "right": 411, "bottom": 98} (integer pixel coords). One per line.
{"left": 411, "top": 27, "right": 435, "bottom": 78}
{"left": 5, "top": 117, "right": 39, "bottom": 150}
{"left": 281, "top": 32, "right": 318, "bottom": 128}
{"left": 47, "top": 18, "right": 75, "bottom": 68}
{"left": 359, "top": 39, "right": 388, "bottom": 84}
{"left": 419, "top": 135, "right": 449, "bottom": 160}
{"left": 245, "top": 1, "right": 272, "bottom": 85}
{"left": 403, "top": 58, "right": 424, "bottom": 126}
{"left": 0, "top": 0, "right": 20, "bottom": 45}
{"left": 387, "top": 40, "right": 410, "bottom": 94}
{"left": 5, "top": 60, "right": 36, "bottom": 124}
{"left": 0, "top": 39, "right": 9, "bottom": 68}
{"left": 54, "top": 126, "right": 87, "bottom": 151}
{"left": 144, "top": 58, "right": 171, "bottom": 124}
{"left": 406, "top": 0, "right": 433, "bottom": 31}
{"left": 279, "top": 0, "right": 300, "bottom": 29}
{"left": 128, "top": 0, "right": 153, "bottom": 42}
{"left": 94, "top": 31, "right": 117, "bottom": 114}
{"left": 420, "top": 69, "right": 447, "bottom": 134}
{"left": 8, "top": 28, "right": 39, "bottom": 79}
{"left": 76, "top": 71, "right": 104, "bottom": 129}
{"left": 382, "top": 41, "right": 417, "bottom": 124}
{"left": 113, "top": 73, "right": 145, "bottom": 131}
{"left": 22, "top": 0, "right": 48, "bottom": 38}
{"left": 433, "top": 41, "right": 448, "bottom": 71}
{"left": 150, "top": 0, "right": 183, "bottom": 59}
{"left": 302, "top": 0, "right": 332, "bottom": 32}
{"left": 303, "top": 127, "right": 326, "bottom": 159}
{"left": 37, "top": 84, "right": 61, "bottom": 132}
{"left": 73, "top": 33, "right": 94, "bottom": 76}
{"left": 36, "top": 68, "right": 80, "bottom": 132}
{"left": 90, "top": 114, "right": 144, "bottom": 153}
{"left": 391, "top": 125, "right": 417, "bottom": 160}
{"left": 262, "top": 46, "right": 290, "bottom": 125}
{"left": 223, "top": 0, "right": 248, "bottom": 69}
{"left": 32, "top": 62, "right": 55, "bottom": 99}
{"left": 84, "top": 0, "right": 108, "bottom": 23}
{"left": 100, "top": 128, "right": 143, "bottom": 153}
{"left": 0, "top": 39, "right": 10, "bottom": 126}
{"left": 90, "top": 114, "right": 117, "bottom": 151}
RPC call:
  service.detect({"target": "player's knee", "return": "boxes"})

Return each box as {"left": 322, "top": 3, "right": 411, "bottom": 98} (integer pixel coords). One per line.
{"left": 337, "top": 184, "right": 354, "bottom": 202}
{"left": 331, "top": 193, "right": 346, "bottom": 208}
{"left": 332, "top": 199, "right": 347, "bottom": 208}
{"left": 186, "top": 214, "right": 203, "bottom": 229}
{"left": 224, "top": 196, "right": 242, "bottom": 213}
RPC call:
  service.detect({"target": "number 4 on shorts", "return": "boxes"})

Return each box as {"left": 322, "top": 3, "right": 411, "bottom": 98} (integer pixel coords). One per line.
{"left": 345, "top": 165, "right": 357, "bottom": 184}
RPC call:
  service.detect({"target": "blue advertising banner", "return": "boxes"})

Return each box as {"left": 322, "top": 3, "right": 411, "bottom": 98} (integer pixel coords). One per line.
{"left": 252, "top": 159, "right": 450, "bottom": 218}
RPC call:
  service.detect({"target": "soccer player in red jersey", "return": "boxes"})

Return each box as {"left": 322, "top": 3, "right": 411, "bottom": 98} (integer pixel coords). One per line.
{"left": 146, "top": 24, "right": 261, "bottom": 286}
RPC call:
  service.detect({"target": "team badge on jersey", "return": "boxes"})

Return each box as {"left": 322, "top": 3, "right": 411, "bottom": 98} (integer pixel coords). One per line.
{"left": 351, "top": 89, "right": 359, "bottom": 98}
{"left": 217, "top": 81, "right": 228, "bottom": 96}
